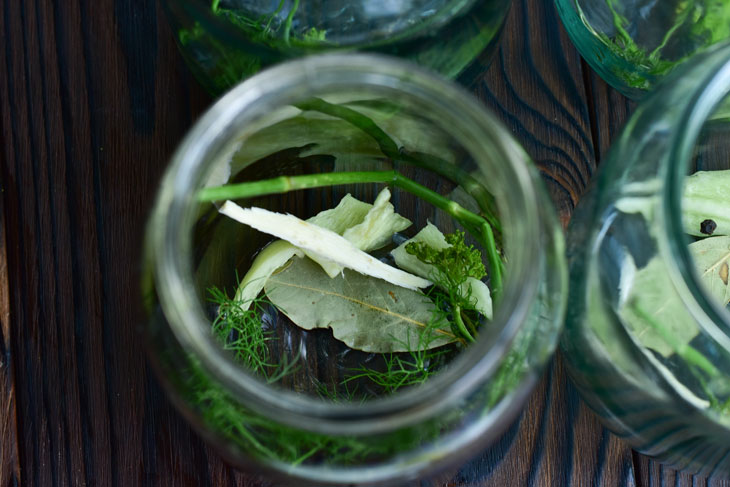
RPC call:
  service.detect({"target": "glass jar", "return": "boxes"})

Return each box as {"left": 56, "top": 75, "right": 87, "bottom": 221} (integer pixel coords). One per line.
{"left": 143, "top": 54, "right": 566, "bottom": 485}
{"left": 563, "top": 43, "right": 730, "bottom": 478}
{"left": 555, "top": 0, "right": 730, "bottom": 99}
{"left": 161, "top": 0, "right": 512, "bottom": 95}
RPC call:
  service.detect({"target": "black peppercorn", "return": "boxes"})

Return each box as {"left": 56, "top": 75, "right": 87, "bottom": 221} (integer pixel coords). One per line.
{"left": 700, "top": 219, "right": 717, "bottom": 235}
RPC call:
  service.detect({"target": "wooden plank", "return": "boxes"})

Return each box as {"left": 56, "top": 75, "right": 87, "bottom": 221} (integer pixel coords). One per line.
{"left": 0, "top": 2, "right": 21, "bottom": 485}
{"left": 474, "top": 0, "right": 597, "bottom": 227}
{"left": 0, "top": 100, "right": 21, "bottom": 487}
{"left": 0, "top": 0, "right": 214, "bottom": 484}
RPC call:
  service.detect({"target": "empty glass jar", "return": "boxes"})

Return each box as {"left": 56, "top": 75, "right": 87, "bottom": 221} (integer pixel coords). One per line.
{"left": 564, "top": 43, "right": 730, "bottom": 478}
{"left": 555, "top": 0, "right": 730, "bottom": 98}
{"left": 162, "top": 0, "right": 512, "bottom": 95}
{"left": 143, "top": 54, "right": 566, "bottom": 485}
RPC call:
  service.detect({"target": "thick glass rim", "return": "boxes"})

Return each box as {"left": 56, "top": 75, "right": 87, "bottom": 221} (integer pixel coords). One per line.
{"left": 167, "top": 0, "right": 479, "bottom": 49}
{"left": 150, "top": 53, "right": 543, "bottom": 435}
{"left": 664, "top": 42, "right": 730, "bottom": 350}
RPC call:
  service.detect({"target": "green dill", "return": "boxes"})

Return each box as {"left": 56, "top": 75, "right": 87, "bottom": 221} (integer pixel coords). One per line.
{"left": 587, "top": 0, "right": 730, "bottom": 92}
{"left": 208, "top": 287, "right": 299, "bottom": 382}
{"left": 208, "top": 278, "right": 457, "bottom": 397}
{"left": 406, "top": 230, "right": 487, "bottom": 342}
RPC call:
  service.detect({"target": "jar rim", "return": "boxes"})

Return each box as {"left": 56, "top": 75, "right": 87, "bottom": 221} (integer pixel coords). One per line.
{"left": 166, "top": 0, "right": 479, "bottom": 48}
{"left": 663, "top": 42, "right": 730, "bottom": 349}
{"left": 149, "top": 53, "right": 544, "bottom": 435}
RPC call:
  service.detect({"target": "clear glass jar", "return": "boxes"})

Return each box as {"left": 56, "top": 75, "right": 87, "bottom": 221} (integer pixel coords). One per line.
{"left": 161, "top": 0, "right": 512, "bottom": 95}
{"left": 555, "top": 0, "right": 730, "bottom": 99}
{"left": 143, "top": 54, "right": 566, "bottom": 485}
{"left": 564, "top": 43, "right": 730, "bottom": 478}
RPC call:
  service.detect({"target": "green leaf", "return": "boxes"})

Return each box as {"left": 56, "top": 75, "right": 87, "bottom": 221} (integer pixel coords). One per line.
{"left": 310, "top": 188, "right": 412, "bottom": 278}
{"left": 619, "top": 255, "right": 700, "bottom": 357}
{"left": 264, "top": 257, "right": 456, "bottom": 353}
{"left": 690, "top": 235, "right": 730, "bottom": 307}
{"left": 342, "top": 188, "right": 411, "bottom": 252}
{"left": 229, "top": 115, "right": 382, "bottom": 176}
{"left": 682, "top": 170, "right": 730, "bottom": 237}
{"left": 306, "top": 193, "right": 372, "bottom": 235}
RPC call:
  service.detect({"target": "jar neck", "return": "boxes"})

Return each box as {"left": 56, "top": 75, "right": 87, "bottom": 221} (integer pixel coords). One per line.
{"left": 151, "top": 54, "right": 544, "bottom": 434}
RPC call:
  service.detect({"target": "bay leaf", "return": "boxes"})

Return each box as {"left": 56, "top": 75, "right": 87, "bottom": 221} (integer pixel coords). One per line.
{"left": 682, "top": 170, "right": 730, "bottom": 237}
{"left": 264, "top": 257, "right": 456, "bottom": 353}
{"left": 689, "top": 235, "right": 730, "bottom": 307}
{"left": 619, "top": 255, "right": 699, "bottom": 357}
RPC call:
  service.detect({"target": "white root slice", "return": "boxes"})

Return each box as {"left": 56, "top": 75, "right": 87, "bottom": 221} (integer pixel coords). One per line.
{"left": 219, "top": 201, "right": 432, "bottom": 291}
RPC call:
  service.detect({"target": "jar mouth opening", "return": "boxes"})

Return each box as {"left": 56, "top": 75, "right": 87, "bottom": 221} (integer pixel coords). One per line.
{"left": 151, "top": 54, "right": 542, "bottom": 434}
{"left": 170, "top": 0, "right": 478, "bottom": 49}
{"left": 664, "top": 45, "right": 730, "bottom": 347}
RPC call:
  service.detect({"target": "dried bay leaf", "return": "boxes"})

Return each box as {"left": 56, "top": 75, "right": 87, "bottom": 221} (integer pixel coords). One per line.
{"left": 619, "top": 255, "right": 699, "bottom": 357}
{"left": 689, "top": 235, "right": 730, "bottom": 307}
{"left": 682, "top": 170, "right": 730, "bottom": 237}
{"left": 265, "top": 257, "right": 456, "bottom": 353}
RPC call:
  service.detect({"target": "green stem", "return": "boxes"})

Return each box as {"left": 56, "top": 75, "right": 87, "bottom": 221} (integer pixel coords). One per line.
{"left": 632, "top": 302, "right": 721, "bottom": 378}
{"left": 460, "top": 310, "right": 478, "bottom": 337}
{"left": 198, "top": 170, "right": 503, "bottom": 299}
{"left": 479, "top": 221, "right": 503, "bottom": 301}
{"left": 265, "top": 0, "right": 286, "bottom": 33}
{"left": 198, "top": 171, "right": 394, "bottom": 201}
{"left": 282, "top": 0, "right": 300, "bottom": 45}
{"left": 452, "top": 305, "right": 475, "bottom": 343}
{"left": 293, "top": 97, "right": 502, "bottom": 235}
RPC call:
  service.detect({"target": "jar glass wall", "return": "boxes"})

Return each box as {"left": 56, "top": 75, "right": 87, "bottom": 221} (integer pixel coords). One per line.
{"left": 555, "top": 0, "right": 730, "bottom": 99}
{"left": 564, "top": 43, "right": 730, "bottom": 478}
{"left": 162, "top": 0, "right": 512, "bottom": 95}
{"left": 143, "top": 54, "right": 566, "bottom": 485}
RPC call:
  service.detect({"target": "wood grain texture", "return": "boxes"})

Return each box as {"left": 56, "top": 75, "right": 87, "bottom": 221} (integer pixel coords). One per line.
{"left": 0, "top": 4, "right": 21, "bottom": 486}
{"left": 473, "top": 0, "right": 597, "bottom": 228}
{"left": 0, "top": 0, "right": 728, "bottom": 486}
{"left": 0, "top": 137, "right": 21, "bottom": 487}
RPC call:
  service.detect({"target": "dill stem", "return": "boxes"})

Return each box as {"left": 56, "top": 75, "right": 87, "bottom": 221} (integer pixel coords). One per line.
{"left": 461, "top": 312, "right": 478, "bottom": 336}
{"left": 283, "top": 0, "right": 300, "bottom": 45}
{"left": 198, "top": 169, "right": 503, "bottom": 298}
{"left": 453, "top": 305, "right": 475, "bottom": 343}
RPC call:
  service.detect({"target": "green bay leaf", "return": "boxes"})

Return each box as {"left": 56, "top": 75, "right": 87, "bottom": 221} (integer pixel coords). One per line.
{"left": 264, "top": 257, "right": 456, "bottom": 353}
{"left": 689, "top": 235, "right": 730, "bottom": 307}
{"left": 682, "top": 170, "right": 730, "bottom": 237}
{"left": 619, "top": 255, "right": 699, "bottom": 357}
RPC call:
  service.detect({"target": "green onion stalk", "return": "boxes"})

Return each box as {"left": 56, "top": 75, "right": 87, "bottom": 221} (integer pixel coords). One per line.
{"left": 293, "top": 98, "right": 502, "bottom": 235}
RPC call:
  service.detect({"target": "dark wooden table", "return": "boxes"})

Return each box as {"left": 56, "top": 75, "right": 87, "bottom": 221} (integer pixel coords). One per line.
{"left": 1, "top": 1, "right": 728, "bottom": 486}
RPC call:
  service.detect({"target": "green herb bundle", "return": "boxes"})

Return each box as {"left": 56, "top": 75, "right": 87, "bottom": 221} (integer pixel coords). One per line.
{"left": 589, "top": 0, "right": 730, "bottom": 91}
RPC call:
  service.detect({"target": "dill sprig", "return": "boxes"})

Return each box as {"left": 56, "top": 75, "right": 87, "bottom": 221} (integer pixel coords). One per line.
{"left": 406, "top": 230, "right": 487, "bottom": 342}
{"left": 208, "top": 287, "right": 299, "bottom": 382}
